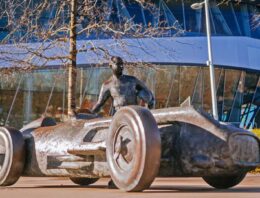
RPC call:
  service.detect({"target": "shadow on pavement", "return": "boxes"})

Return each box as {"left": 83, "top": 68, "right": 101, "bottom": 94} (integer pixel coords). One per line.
{"left": 8, "top": 184, "right": 260, "bottom": 193}
{"left": 145, "top": 185, "right": 260, "bottom": 193}
{"left": 8, "top": 185, "right": 108, "bottom": 190}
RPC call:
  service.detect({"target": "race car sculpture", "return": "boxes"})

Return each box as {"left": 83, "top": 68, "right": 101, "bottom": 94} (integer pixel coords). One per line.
{"left": 0, "top": 105, "right": 260, "bottom": 191}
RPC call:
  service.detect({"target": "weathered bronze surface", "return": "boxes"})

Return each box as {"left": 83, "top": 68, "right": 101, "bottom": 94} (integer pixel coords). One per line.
{"left": 106, "top": 106, "right": 161, "bottom": 191}
{"left": 91, "top": 56, "right": 155, "bottom": 114}
{"left": 0, "top": 106, "right": 260, "bottom": 191}
{"left": 0, "top": 127, "right": 25, "bottom": 186}
{"left": 1, "top": 56, "right": 259, "bottom": 191}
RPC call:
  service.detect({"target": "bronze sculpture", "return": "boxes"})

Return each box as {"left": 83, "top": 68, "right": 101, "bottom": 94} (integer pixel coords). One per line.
{"left": 0, "top": 58, "right": 260, "bottom": 191}
{"left": 91, "top": 56, "right": 155, "bottom": 114}
{"left": 91, "top": 56, "right": 155, "bottom": 188}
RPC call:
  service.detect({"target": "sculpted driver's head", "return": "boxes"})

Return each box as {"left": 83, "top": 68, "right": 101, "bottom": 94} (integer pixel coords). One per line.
{"left": 109, "top": 56, "right": 124, "bottom": 77}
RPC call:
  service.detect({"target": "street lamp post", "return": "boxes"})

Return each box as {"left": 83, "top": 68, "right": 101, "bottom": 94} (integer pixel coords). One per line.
{"left": 191, "top": 0, "right": 219, "bottom": 120}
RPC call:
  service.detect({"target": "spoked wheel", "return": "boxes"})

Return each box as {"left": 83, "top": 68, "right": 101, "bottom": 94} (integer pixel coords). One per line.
{"left": 0, "top": 127, "right": 25, "bottom": 186}
{"left": 69, "top": 177, "right": 99, "bottom": 186}
{"left": 106, "top": 106, "right": 161, "bottom": 192}
{"left": 202, "top": 173, "right": 246, "bottom": 189}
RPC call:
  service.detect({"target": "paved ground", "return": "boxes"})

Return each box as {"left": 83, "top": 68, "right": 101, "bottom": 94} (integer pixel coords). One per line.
{"left": 1, "top": 175, "right": 260, "bottom": 198}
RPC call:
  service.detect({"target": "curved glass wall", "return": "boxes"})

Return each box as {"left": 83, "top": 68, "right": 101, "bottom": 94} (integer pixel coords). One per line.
{"left": 0, "top": 0, "right": 259, "bottom": 129}
{"left": 107, "top": 0, "right": 260, "bottom": 38}
{"left": 0, "top": 65, "right": 259, "bottom": 129}
{"left": 0, "top": 0, "right": 259, "bottom": 41}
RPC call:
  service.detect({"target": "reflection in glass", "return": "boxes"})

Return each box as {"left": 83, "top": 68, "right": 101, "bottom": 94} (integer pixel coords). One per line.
{"left": 0, "top": 65, "right": 259, "bottom": 129}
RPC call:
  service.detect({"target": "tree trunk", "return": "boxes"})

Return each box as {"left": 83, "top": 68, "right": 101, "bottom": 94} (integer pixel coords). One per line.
{"left": 68, "top": 0, "right": 77, "bottom": 117}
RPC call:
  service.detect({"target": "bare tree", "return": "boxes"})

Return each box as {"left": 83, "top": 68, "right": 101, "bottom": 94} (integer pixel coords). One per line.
{"left": 68, "top": 0, "right": 77, "bottom": 117}
{"left": 0, "top": 0, "right": 183, "bottom": 117}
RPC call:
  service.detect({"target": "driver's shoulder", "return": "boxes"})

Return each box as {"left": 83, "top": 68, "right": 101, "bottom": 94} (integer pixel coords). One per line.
{"left": 122, "top": 74, "right": 137, "bottom": 82}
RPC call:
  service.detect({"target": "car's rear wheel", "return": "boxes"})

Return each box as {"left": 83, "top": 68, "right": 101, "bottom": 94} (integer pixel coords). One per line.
{"left": 106, "top": 106, "right": 161, "bottom": 192}
{"left": 69, "top": 177, "right": 99, "bottom": 186}
{"left": 202, "top": 173, "right": 246, "bottom": 189}
{"left": 0, "top": 127, "right": 25, "bottom": 186}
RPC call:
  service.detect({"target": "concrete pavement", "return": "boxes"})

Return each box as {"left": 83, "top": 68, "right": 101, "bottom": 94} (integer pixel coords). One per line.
{"left": 0, "top": 175, "right": 260, "bottom": 198}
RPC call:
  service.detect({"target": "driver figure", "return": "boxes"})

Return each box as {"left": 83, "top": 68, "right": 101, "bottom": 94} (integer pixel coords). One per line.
{"left": 91, "top": 56, "right": 155, "bottom": 189}
{"left": 91, "top": 56, "right": 155, "bottom": 115}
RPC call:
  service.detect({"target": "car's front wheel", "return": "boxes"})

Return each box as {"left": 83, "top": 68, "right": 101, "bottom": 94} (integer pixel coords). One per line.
{"left": 202, "top": 173, "right": 246, "bottom": 189}
{"left": 0, "top": 127, "right": 25, "bottom": 186}
{"left": 106, "top": 106, "right": 161, "bottom": 192}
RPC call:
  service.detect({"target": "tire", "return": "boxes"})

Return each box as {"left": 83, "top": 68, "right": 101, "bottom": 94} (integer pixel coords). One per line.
{"left": 0, "top": 127, "right": 25, "bottom": 186}
{"left": 202, "top": 173, "right": 246, "bottom": 189}
{"left": 69, "top": 177, "right": 99, "bottom": 186}
{"left": 106, "top": 106, "right": 161, "bottom": 192}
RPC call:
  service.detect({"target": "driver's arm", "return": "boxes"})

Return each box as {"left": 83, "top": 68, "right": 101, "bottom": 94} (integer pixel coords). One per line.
{"left": 136, "top": 78, "right": 155, "bottom": 109}
{"left": 91, "top": 83, "right": 111, "bottom": 114}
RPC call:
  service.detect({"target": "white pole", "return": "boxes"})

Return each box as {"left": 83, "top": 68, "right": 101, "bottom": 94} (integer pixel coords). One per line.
{"left": 205, "top": 0, "right": 219, "bottom": 120}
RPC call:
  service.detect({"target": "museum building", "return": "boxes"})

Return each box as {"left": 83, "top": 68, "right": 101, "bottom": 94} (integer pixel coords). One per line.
{"left": 0, "top": 0, "right": 259, "bottom": 129}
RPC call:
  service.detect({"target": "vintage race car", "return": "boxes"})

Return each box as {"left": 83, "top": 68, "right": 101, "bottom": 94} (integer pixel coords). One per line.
{"left": 0, "top": 106, "right": 260, "bottom": 191}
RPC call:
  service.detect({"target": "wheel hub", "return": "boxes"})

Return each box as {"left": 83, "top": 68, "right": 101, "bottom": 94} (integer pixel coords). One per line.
{"left": 0, "top": 133, "right": 6, "bottom": 171}
{"left": 114, "top": 125, "right": 135, "bottom": 171}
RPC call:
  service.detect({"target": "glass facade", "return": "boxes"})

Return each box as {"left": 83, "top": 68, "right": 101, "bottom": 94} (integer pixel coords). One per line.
{"left": 0, "top": 1, "right": 259, "bottom": 129}
{"left": 0, "top": 0, "right": 259, "bottom": 41}
{"left": 0, "top": 65, "right": 259, "bottom": 129}
{"left": 84, "top": 0, "right": 260, "bottom": 38}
